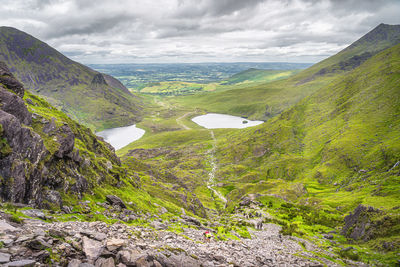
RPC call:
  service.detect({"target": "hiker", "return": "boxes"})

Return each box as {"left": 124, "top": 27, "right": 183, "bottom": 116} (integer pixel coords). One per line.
{"left": 203, "top": 230, "right": 212, "bottom": 243}
{"left": 254, "top": 218, "right": 263, "bottom": 230}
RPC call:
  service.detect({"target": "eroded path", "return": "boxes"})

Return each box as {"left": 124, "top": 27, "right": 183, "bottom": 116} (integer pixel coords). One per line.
{"left": 206, "top": 130, "right": 227, "bottom": 204}
{"left": 176, "top": 111, "right": 196, "bottom": 130}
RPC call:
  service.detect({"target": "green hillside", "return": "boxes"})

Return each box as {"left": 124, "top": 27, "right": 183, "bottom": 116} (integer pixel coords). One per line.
{"left": 118, "top": 29, "right": 400, "bottom": 265}
{"left": 216, "top": 43, "right": 400, "bottom": 208}
{"left": 0, "top": 27, "right": 142, "bottom": 130}
{"left": 173, "top": 24, "right": 400, "bottom": 121}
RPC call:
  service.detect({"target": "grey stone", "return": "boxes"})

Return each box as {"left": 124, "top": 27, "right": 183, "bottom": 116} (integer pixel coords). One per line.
{"left": 43, "top": 189, "right": 63, "bottom": 209}
{"left": 0, "top": 238, "right": 14, "bottom": 246}
{"left": 20, "top": 209, "right": 46, "bottom": 220}
{"left": 82, "top": 236, "right": 104, "bottom": 261}
{"left": 0, "top": 252, "right": 11, "bottom": 263}
{"left": 0, "top": 88, "right": 31, "bottom": 125}
{"left": 93, "top": 232, "right": 107, "bottom": 241}
{"left": 68, "top": 259, "right": 82, "bottom": 267}
{"left": 26, "top": 237, "right": 51, "bottom": 250}
{"left": 95, "top": 257, "right": 115, "bottom": 267}
{"left": 0, "top": 220, "right": 19, "bottom": 232}
{"left": 0, "top": 62, "right": 24, "bottom": 97}
{"left": 48, "top": 228, "right": 67, "bottom": 238}
{"left": 54, "top": 125, "right": 75, "bottom": 159}
{"left": 182, "top": 215, "right": 201, "bottom": 226}
{"left": 150, "top": 221, "right": 167, "bottom": 230}
{"left": 106, "top": 238, "right": 126, "bottom": 251}
{"left": 116, "top": 249, "right": 143, "bottom": 265}
{"left": 15, "top": 234, "right": 34, "bottom": 243}
{"left": 6, "top": 260, "right": 36, "bottom": 267}
{"left": 105, "top": 195, "right": 126, "bottom": 209}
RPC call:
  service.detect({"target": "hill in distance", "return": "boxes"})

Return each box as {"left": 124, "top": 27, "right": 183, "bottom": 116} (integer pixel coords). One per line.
{"left": 0, "top": 26, "right": 142, "bottom": 130}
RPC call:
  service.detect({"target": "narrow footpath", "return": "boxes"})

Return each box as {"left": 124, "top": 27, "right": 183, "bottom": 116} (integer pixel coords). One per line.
{"left": 206, "top": 130, "right": 227, "bottom": 204}
{"left": 176, "top": 111, "right": 195, "bottom": 130}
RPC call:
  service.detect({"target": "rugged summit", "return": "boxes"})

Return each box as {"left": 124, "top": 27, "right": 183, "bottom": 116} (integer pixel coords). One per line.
{"left": 0, "top": 27, "right": 142, "bottom": 130}
{"left": 0, "top": 61, "right": 123, "bottom": 207}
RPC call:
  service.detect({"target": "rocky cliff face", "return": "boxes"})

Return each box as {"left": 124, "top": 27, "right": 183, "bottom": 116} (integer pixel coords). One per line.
{"left": 0, "top": 62, "right": 123, "bottom": 208}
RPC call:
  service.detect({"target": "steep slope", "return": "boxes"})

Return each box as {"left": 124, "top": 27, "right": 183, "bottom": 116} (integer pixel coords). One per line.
{"left": 174, "top": 24, "right": 400, "bottom": 121}
{"left": 297, "top": 23, "right": 400, "bottom": 81}
{"left": 0, "top": 61, "right": 178, "bottom": 216}
{"left": 0, "top": 27, "right": 142, "bottom": 130}
{"left": 215, "top": 43, "right": 400, "bottom": 209}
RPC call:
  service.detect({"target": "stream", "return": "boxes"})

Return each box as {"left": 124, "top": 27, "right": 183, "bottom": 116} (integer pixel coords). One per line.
{"left": 206, "top": 130, "right": 227, "bottom": 204}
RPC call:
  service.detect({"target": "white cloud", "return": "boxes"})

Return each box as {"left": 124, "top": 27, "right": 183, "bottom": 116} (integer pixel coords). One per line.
{"left": 0, "top": 0, "right": 399, "bottom": 63}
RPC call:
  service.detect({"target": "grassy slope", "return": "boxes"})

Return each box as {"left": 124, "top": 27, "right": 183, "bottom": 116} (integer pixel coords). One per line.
{"left": 172, "top": 24, "right": 400, "bottom": 121}
{"left": 0, "top": 27, "right": 142, "bottom": 131}
{"left": 215, "top": 43, "right": 400, "bottom": 209}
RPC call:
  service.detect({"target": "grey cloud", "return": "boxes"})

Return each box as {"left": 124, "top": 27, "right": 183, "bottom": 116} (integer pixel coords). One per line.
{"left": 0, "top": 0, "right": 399, "bottom": 63}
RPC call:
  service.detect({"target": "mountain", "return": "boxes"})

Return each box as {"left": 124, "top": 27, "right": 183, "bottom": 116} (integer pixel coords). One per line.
{"left": 298, "top": 23, "right": 400, "bottom": 80}
{"left": 175, "top": 24, "right": 400, "bottom": 121}
{"left": 0, "top": 27, "right": 142, "bottom": 130}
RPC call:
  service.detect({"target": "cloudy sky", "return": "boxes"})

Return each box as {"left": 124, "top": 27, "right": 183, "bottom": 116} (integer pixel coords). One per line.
{"left": 1, "top": 0, "right": 399, "bottom": 63}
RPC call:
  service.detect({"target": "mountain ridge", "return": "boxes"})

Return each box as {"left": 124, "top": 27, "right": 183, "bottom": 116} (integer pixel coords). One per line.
{"left": 0, "top": 26, "right": 142, "bottom": 130}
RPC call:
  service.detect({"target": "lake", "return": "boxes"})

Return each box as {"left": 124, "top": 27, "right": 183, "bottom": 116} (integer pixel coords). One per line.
{"left": 192, "top": 113, "right": 264, "bottom": 129}
{"left": 96, "top": 124, "right": 145, "bottom": 150}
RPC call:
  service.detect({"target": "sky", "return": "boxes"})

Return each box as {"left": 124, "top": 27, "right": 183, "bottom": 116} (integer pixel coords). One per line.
{"left": 1, "top": 0, "right": 400, "bottom": 64}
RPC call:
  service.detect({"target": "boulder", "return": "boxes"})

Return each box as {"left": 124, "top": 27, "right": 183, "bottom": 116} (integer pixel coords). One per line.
{"left": 0, "top": 61, "right": 24, "bottom": 98}
{"left": 156, "top": 253, "right": 200, "bottom": 267}
{"left": 150, "top": 221, "right": 168, "bottom": 230}
{"left": 26, "top": 237, "right": 51, "bottom": 250}
{"left": 6, "top": 260, "right": 36, "bottom": 267}
{"left": 182, "top": 215, "right": 201, "bottom": 226}
{"left": 0, "top": 110, "right": 47, "bottom": 204}
{"left": 341, "top": 205, "right": 380, "bottom": 240}
{"left": 116, "top": 249, "right": 143, "bottom": 265}
{"left": 134, "top": 256, "right": 149, "bottom": 267}
{"left": 106, "top": 195, "right": 126, "bottom": 209}
{"left": 55, "top": 125, "right": 75, "bottom": 159}
{"left": 0, "top": 252, "right": 11, "bottom": 263}
{"left": 0, "top": 88, "right": 31, "bottom": 125}
{"left": 106, "top": 238, "right": 126, "bottom": 251}
{"left": 21, "top": 209, "right": 46, "bottom": 220}
{"left": 42, "top": 118, "right": 57, "bottom": 134}
{"left": 95, "top": 257, "right": 115, "bottom": 267}
{"left": 43, "top": 189, "right": 63, "bottom": 209}
{"left": 67, "top": 259, "right": 82, "bottom": 267}
{"left": 0, "top": 220, "right": 19, "bottom": 232}
{"left": 82, "top": 236, "right": 104, "bottom": 262}
{"left": 239, "top": 197, "right": 251, "bottom": 207}
{"left": 93, "top": 232, "right": 107, "bottom": 241}
{"left": 48, "top": 228, "right": 68, "bottom": 238}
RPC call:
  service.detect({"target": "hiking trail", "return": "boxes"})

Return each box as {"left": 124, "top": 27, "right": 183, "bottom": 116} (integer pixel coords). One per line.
{"left": 206, "top": 130, "right": 227, "bottom": 204}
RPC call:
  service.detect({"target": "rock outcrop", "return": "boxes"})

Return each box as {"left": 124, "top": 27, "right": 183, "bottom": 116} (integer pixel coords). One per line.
{"left": 341, "top": 205, "right": 380, "bottom": 240}
{"left": 0, "top": 62, "right": 123, "bottom": 207}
